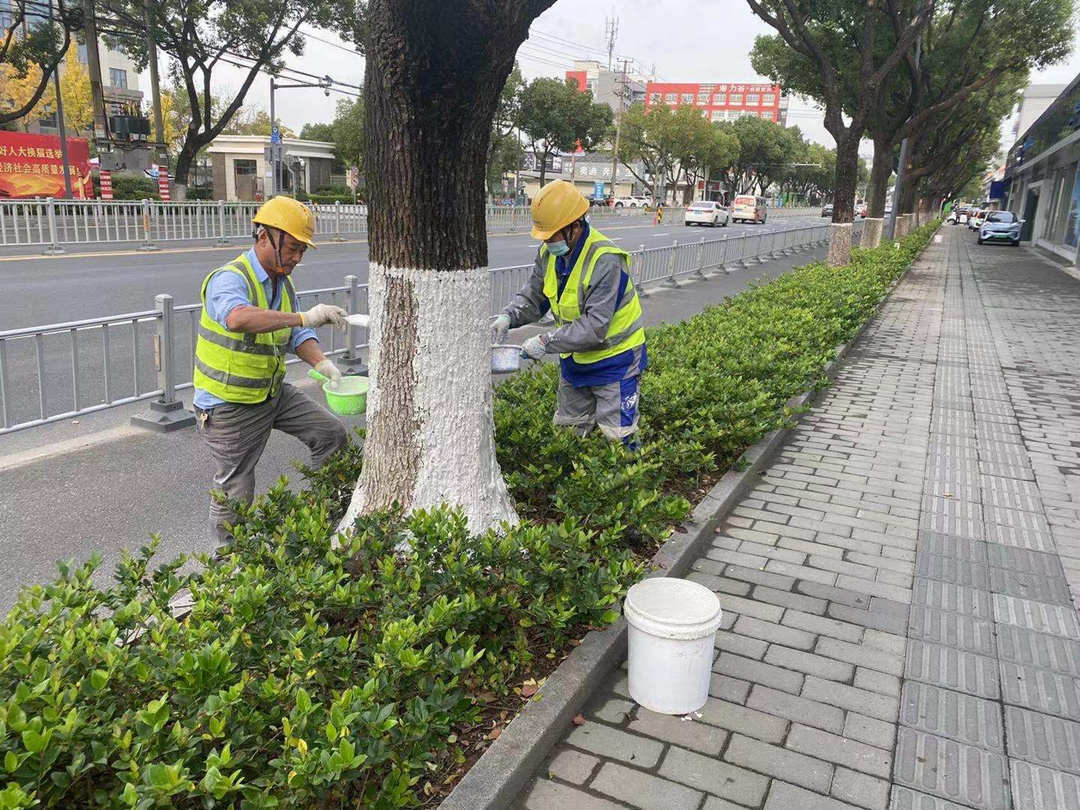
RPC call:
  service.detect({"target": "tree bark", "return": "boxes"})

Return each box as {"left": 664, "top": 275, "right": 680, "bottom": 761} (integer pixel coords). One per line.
{"left": 866, "top": 134, "right": 893, "bottom": 218}
{"left": 827, "top": 134, "right": 859, "bottom": 266}
{"left": 338, "top": 0, "right": 550, "bottom": 536}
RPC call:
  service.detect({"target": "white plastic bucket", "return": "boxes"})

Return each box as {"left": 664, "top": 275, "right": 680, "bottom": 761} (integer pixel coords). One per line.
{"left": 623, "top": 577, "right": 723, "bottom": 715}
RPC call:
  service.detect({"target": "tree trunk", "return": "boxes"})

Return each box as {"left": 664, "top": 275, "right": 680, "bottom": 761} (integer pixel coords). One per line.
{"left": 338, "top": 0, "right": 546, "bottom": 536}
{"left": 862, "top": 134, "right": 893, "bottom": 248}
{"left": 828, "top": 134, "right": 859, "bottom": 266}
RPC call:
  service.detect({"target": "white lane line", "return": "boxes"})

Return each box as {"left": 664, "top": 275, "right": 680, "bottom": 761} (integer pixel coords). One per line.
{"left": 653, "top": 232, "right": 670, "bottom": 236}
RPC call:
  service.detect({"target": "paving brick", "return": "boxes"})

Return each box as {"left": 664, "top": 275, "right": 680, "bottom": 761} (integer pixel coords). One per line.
{"left": 628, "top": 709, "right": 728, "bottom": 757}
{"left": 907, "top": 606, "right": 996, "bottom": 657}
{"left": 704, "top": 547, "right": 770, "bottom": 571}
{"left": 999, "top": 660, "right": 1080, "bottom": 721}
{"left": 710, "top": 672, "right": 751, "bottom": 704}
{"left": 855, "top": 667, "right": 902, "bottom": 697}
{"left": 565, "top": 723, "right": 664, "bottom": 768}
{"left": 1009, "top": 759, "right": 1080, "bottom": 810}
{"left": 707, "top": 592, "right": 785, "bottom": 623}
{"left": 995, "top": 624, "right": 1080, "bottom": 677}
{"left": 702, "top": 798, "right": 754, "bottom": 810}
{"left": 912, "top": 579, "right": 993, "bottom": 619}
{"left": 687, "top": 570, "right": 753, "bottom": 597}
{"left": 992, "top": 594, "right": 1080, "bottom": 639}
{"left": 521, "top": 779, "right": 624, "bottom": 810}
{"left": 804, "top": 676, "right": 899, "bottom": 722}
{"left": 987, "top": 567, "right": 1074, "bottom": 604}
{"left": 904, "top": 640, "right": 1000, "bottom": 700}
{"left": 817, "top": 636, "right": 905, "bottom": 676}
{"left": 752, "top": 584, "right": 828, "bottom": 614}
{"left": 658, "top": 745, "right": 770, "bottom": 807}
{"left": 545, "top": 748, "right": 599, "bottom": 784}
{"left": 844, "top": 713, "right": 897, "bottom": 750}
{"left": 587, "top": 697, "right": 635, "bottom": 725}
{"left": 787, "top": 724, "right": 892, "bottom": 778}
{"left": 1005, "top": 705, "right": 1080, "bottom": 776}
{"left": 797, "top": 580, "right": 872, "bottom": 608}
{"left": 892, "top": 727, "right": 1010, "bottom": 810}
{"left": 698, "top": 697, "right": 788, "bottom": 743}
{"left": 898, "top": 682, "right": 1003, "bottom": 751}
{"left": 714, "top": 629, "right": 769, "bottom": 660}
{"left": 831, "top": 767, "right": 891, "bottom": 810}
{"left": 914, "top": 554, "right": 990, "bottom": 589}
{"left": 783, "top": 608, "right": 866, "bottom": 643}
{"left": 734, "top": 615, "right": 816, "bottom": 650}
{"left": 836, "top": 574, "right": 913, "bottom": 603}
{"left": 764, "top": 644, "right": 855, "bottom": 682}
{"left": 765, "top": 559, "right": 840, "bottom": 586}
{"left": 828, "top": 602, "right": 909, "bottom": 635}
{"left": 724, "top": 732, "right": 833, "bottom": 792}
{"left": 746, "top": 684, "right": 845, "bottom": 734}
{"left": 715, "top": 652, "right": 804, "bottom": 694}
{"left": 764, "top": 780, "right": 863, "bottom": 810}
{"left": 864, "top": 628, "right": 908, "bottom": 656}
{"left": 590, "top": 762, "right": 703, "bottom": 810}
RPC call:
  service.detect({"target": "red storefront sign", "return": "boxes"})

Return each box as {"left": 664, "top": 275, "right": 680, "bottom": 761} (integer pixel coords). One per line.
{"left": 0, "top": 131, "right": 93, "bottom": 199}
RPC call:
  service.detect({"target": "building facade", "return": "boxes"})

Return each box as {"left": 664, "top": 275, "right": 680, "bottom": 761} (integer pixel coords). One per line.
{"left": 1003, "top": 76, "right": 1080, "bottom": 263}
{"left": 565, "top": 60, "right": 650, "bottom": 113}
{"left": 644, "top": 82, "right": 786, "bottom": 124}
{"left": 1010, "top": 84, "right": 1068, "bottom": 144}
{"left": 208, "top": 135, "right": 336, "bottom": 201}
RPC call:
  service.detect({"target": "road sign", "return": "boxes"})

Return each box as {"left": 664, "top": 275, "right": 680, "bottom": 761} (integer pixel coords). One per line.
{"left": 263, "top": 144, "right": 284, "bottom": 164}
{"left": 271, "top": 126, "right": 281, "bottom": 144}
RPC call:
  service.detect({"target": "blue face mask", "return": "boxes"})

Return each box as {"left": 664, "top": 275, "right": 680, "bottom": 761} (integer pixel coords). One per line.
{"left": 546, "top": 239, "right": 571, "bottom": 256}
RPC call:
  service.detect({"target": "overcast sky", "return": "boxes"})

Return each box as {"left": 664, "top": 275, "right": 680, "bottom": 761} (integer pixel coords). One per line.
{"left": 152, "top": 2, "right": 1080, "bottom": 158}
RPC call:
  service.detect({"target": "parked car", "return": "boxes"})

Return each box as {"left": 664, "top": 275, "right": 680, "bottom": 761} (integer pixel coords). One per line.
{"left": 968, "top": 209, "right": 988, "bottom": 230}
{"left": 613, "top": 196, "right": 646, "bottom": 208}
{"left": 978, "top": 210, "right": 1022, "bottom": 246}
{"left": 684, "top": 200, "right": 730, "bottom": 227}
{"left": 732, "top": 194, "right": 768, "bottom": 223}
{"left": 631, "top": 196, "right": 651, "bottom": 207}
{"left": 821, "top": 203, "right": 834, "bottom": 217}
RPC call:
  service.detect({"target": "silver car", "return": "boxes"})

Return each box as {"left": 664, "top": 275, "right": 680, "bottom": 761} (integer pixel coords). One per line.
{"left": 978, "top": 210, "right": 1022, "bottom": 246}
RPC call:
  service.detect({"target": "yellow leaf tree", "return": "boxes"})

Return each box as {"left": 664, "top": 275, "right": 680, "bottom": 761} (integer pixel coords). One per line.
{"left": 59, "top": 49, "right": 92, "bottom": 138}
{"left": 0, "top": 63, "right": 53, "bottom": 131}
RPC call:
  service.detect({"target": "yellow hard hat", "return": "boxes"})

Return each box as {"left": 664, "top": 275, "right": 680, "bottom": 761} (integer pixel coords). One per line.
{"left": 252, "top": 195, "right": 318, "bottom": 248}
{"left": 530, "top": 179, "right": 589, "bottom": 240}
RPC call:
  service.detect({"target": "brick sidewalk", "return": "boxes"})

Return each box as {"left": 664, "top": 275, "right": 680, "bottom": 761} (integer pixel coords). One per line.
{"left": 513, "top": 227, "right": 1080, "bottom": 810}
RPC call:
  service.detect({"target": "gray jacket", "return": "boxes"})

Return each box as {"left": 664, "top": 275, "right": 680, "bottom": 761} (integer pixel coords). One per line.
{"left": 503, "top": 248, "right": 630, "bottom": 354}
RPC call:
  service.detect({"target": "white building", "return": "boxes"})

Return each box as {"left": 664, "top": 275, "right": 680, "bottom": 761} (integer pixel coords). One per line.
{"left": 208, "top": 135, "right": 337, "bottom": 201}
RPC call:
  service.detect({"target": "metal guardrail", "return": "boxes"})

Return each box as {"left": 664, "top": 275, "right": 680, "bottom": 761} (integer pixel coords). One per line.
{"left": 0, "top": 222, "right": 844, "bottom": 435}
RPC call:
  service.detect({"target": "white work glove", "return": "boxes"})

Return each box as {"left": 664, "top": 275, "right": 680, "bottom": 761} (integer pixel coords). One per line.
{"left": 520, "top": 333, "right": 550, "bottom": 361}
{"left": 314, "top": 358, "right": 343, "bottom": 387}
{"left": 490, "top": 313, "right": 511, "bottom": 344}
{"left": 300, "top": 303, "right": 348, "bottom": 330}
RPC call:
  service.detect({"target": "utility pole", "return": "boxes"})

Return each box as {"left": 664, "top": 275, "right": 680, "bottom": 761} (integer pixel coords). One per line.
{"left": 604, "top": 17, "right": 618, "bottom": 71}
{"left": 270, "top": 76, "right": 277, "bottom": 196}
{"left": 886, "top": 34, "right": 921, "bottom": 241}
{"left": 81, "top": 0, "right": 109, "bottom": 145}
{"left": 47, "top": 0, "right": 72, "bottom": 198}
{"left": 144, "top": 0, "right": 166, "bottom": 165}
{"left": 608, "top": 58, "right": 629, "bottom": 204}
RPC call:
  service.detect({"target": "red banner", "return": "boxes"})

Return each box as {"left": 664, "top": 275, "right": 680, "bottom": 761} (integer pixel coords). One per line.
{"left": 99, "top": 169, "right": 113, "bottom": 200}
{"left": 0, "top": 131, "right": 93, "bottom": 199}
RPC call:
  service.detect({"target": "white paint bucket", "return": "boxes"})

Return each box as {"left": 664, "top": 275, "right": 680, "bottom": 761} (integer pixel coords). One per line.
{"left": 623, "top": 577, "right": 723, "bottom": 714}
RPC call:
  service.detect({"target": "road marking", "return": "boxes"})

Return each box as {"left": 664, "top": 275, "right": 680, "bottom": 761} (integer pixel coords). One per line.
{"left": 654, "top": 232, "right": 670, "bottom": 236}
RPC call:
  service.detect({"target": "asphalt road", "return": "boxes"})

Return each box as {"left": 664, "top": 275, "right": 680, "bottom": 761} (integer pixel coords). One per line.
{"left": 0, "top": 214, "right": 824, "bottom": 430}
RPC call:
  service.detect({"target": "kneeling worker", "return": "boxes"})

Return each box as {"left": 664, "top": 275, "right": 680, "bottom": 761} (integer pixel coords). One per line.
{"left": 493, "top": 180, "right": 646, "bottom": 446}
{"left": 193, "top": 195, "right": 350, "bottom": 544}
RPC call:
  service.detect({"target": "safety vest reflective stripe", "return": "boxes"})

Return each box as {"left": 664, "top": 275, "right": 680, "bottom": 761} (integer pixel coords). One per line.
{"left": 192, "top": 253, "right": 296, "bottom": 404}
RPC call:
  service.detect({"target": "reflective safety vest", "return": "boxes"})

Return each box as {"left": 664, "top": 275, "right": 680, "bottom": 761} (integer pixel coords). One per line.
{"left": 541, "top": 227, "right": 645, "bottom": 365}
{"left": 192, "top": 253, "right": 296, "bottom": 404}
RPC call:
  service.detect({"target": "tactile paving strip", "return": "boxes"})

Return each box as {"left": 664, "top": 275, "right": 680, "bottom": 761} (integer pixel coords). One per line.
{"left": 893, "top": 727, "right": 1010, "bottom": 810}
{"left": 900, "top": 682, "right": 1003, "bottom": 751}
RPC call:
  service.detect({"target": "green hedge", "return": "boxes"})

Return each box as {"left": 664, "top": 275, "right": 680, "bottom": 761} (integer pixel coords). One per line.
{"left": 0, "top": 223, "right": 937, "bottom": 808}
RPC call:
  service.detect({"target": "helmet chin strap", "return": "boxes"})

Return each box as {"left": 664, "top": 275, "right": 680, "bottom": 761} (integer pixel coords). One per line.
{"left": 261, "top": 226, "right": 286, "bottom": 275}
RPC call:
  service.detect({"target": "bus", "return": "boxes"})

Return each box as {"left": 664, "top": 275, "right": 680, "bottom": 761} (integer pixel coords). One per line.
{"left": 732, "top": 195, "right": 768, "bottom": 224}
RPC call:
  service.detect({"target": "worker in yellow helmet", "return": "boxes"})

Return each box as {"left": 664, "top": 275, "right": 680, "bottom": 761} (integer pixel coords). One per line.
{"left": 192, "top": 195, "right": 350, "bottom": 545}
{"left": 492, "top": 180, "right": 647, "bottom": 447}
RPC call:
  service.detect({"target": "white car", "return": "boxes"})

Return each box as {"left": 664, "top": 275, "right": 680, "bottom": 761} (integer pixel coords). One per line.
{"left": 612, "top": 196, "right": 645, "bottom": 208}
{"left": 683, "top": 200, "right": 730, "bottom": 227}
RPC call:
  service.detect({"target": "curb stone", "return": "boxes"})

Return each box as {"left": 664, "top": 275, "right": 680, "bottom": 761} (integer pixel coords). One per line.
{"left": 439, "top": 231, "right": 934, "bottom": 810}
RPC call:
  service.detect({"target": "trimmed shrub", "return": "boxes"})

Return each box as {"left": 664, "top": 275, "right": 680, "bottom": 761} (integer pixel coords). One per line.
{"left": 0, "top": 223, "right": 937, "bottom": 808}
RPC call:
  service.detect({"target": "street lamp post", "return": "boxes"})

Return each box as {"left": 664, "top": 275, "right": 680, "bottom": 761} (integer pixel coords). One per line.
{"left": 269, "top": 74, "right": 334, "bottom": 196}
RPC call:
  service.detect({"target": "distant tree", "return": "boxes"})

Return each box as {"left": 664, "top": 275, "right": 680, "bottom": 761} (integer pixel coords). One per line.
{"left": 331, "top": 96, "right": 365, "bottom": 168}
{"left": 223, "top": 108, "right": 295, "bottom": 138}
{"left": 0, "top": 0, "right": 82, "bottom": 125}
{"left": 487, "top": 63, "right": 524, "bottom": 194}
{"left": 99, "top": 0, "right": 359, "bottom": 198}
{"left": 58, "top": 48, "right": 93, "bottom": 138}
{"left": 725, "top": 116, "right": 799, "bottom": 196}
{"left": 517, "top": 76, "right": 612, "bottom": 186}
{"left": 300, "top": 121, "right": 335, "bottom": 141}
{"left": 0, "top": 64, "right": 51, "bottom": 130}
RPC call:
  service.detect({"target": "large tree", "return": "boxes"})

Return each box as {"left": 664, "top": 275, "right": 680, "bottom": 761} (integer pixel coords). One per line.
{"left": 0, "top": 0, "right": 81, "bottom": 126}
{"left": 487, "top": 63, "right": 524, "bottom": 195}
{"left": 724, "top": 115, "right": 800, "bottom": 196}
{"left": 99, "top": 0, "right": 359, "bottom": 198}
{"left": 747, "top": 0, "right": 933, "bottom": 265}
{"left": 338, "top": 0, "right": 558, "bottom": 534}
{"left": 517, "top": 76, "right": 612, "bottom": 186}
{"left": 331, "top": 96, "right": 365, "bottom": 170}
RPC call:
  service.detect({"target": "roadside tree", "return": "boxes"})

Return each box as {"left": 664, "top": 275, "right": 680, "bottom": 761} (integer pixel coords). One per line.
{"left": 0, "top": 0, "right": 81, "bottom": 126}
{"left": 338, "top": 0, "right": 560, "bottom": 534}
{"left": 517, "top": 76, "right": 612, "bottom": 187}
{"left": 487, "top": 63, "right": 524, "bottom": 195}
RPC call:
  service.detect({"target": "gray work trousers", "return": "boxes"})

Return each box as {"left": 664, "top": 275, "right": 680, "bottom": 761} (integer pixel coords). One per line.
{"left": 195, "top": 383, "right": 348, "bottom": 544}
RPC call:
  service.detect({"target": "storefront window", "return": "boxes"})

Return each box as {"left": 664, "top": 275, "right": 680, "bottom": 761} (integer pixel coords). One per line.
{"left": 1064, "top": 170, "right": 1080, "bottom": 248}
{"left": 1049, "top": 163, "right": 1076, "bottom": 244}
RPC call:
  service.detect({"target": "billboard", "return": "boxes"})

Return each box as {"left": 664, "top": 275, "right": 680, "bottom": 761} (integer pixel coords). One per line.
{"left": 0, "top": 131, "right": 93, "bottom": 199}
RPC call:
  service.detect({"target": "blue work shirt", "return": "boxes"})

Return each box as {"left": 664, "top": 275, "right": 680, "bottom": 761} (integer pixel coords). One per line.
{"left": 552, "top": 222, "right": 647, "bottom": 387}
{"left": 192, "top": 248, "right": 318, "bottom": 410}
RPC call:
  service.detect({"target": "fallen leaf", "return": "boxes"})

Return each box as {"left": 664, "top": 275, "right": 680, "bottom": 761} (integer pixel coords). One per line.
{"left": 572, "top": 714, "right": 586, "bottom": 726}
{"left": 521, "top": 679, "right": 539, "bottom": 698}
{"left": 486, "top": 727, "right": 502, "bottom": 741}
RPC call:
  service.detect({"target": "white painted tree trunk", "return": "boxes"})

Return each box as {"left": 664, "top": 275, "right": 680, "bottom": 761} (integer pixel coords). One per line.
{"left": 861, "top": 218, "right": 884, "bottom": 248}
{"left": 826, "top": 223, "right": 853, "bottom": 266}
{"left": 337, "top": 264, "right": 519, "bottom": 535}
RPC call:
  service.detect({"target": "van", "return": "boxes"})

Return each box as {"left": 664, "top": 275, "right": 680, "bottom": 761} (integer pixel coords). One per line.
{"left": 732, "top": 195, "right": 767, "bottom": 224}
